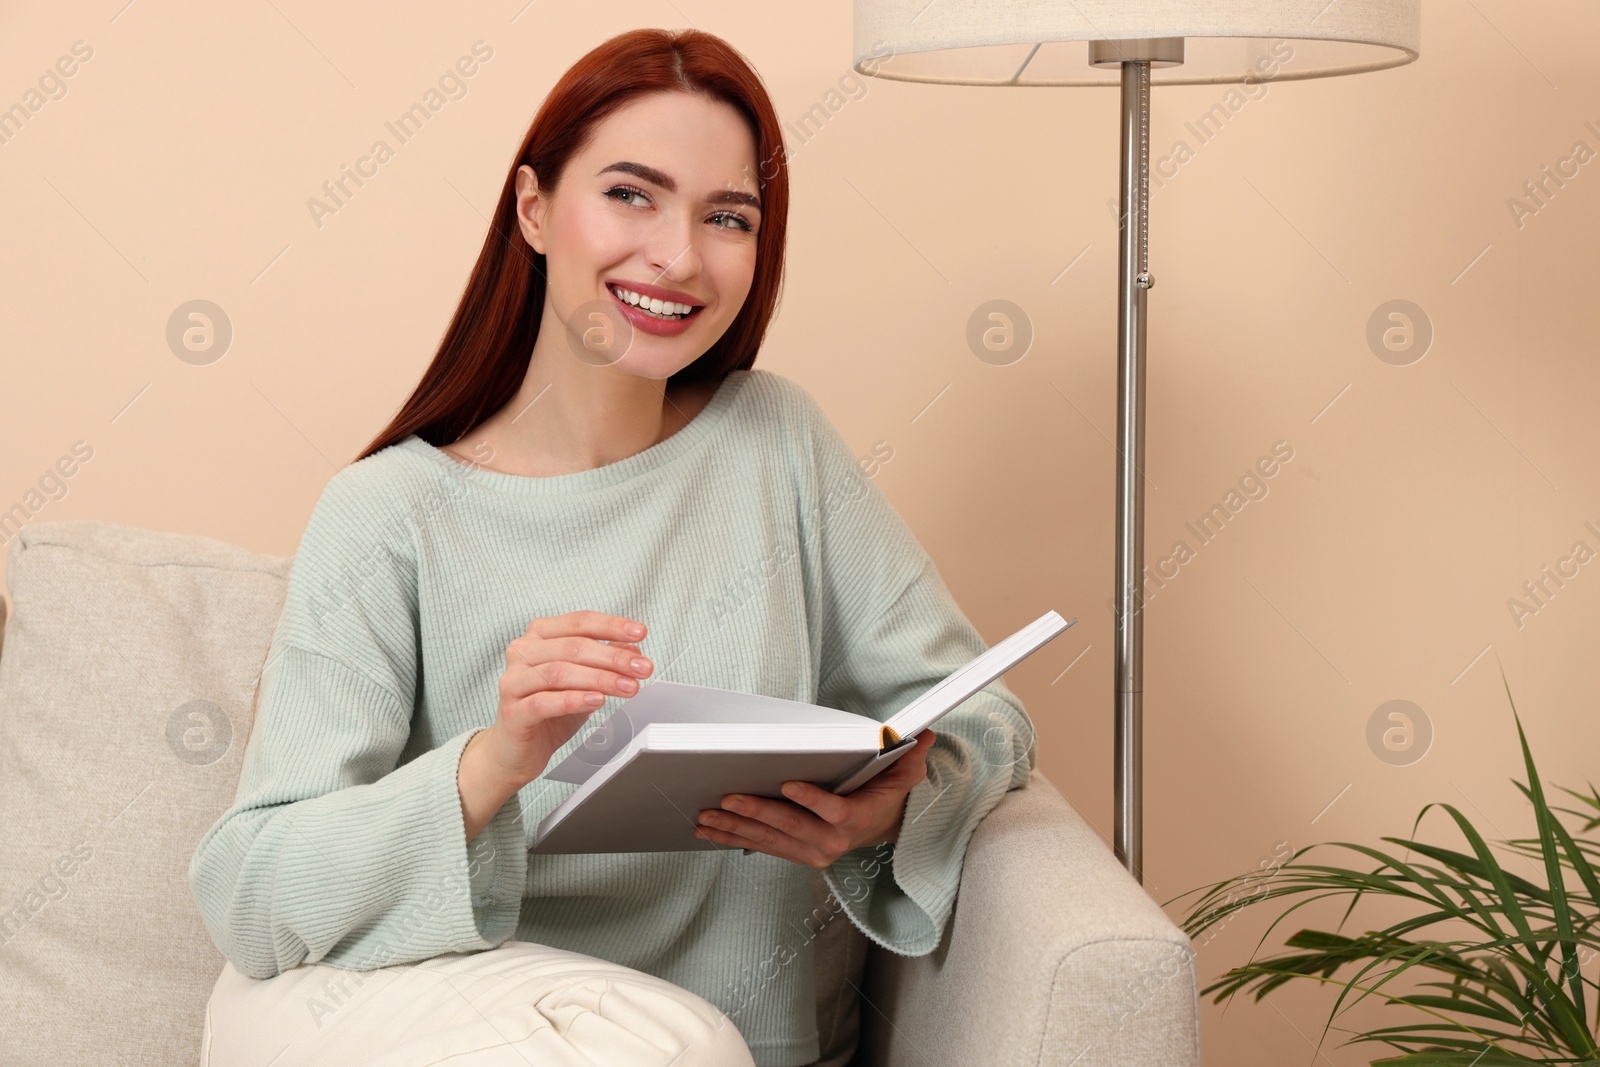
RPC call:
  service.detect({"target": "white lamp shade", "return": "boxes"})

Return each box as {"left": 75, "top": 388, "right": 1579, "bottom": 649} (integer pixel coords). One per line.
{"left": 853, "top": 0, "right": 1420, "bottom": 86}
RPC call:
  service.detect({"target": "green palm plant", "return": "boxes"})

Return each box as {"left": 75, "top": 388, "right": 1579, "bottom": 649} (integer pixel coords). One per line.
{"left": 1176, "top": 670, "right": 1600, "bottom": 1065}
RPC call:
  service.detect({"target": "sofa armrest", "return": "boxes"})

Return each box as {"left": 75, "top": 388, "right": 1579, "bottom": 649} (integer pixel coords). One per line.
{"left": 854, "top": 769, "right": 1201, "bottom": 1067}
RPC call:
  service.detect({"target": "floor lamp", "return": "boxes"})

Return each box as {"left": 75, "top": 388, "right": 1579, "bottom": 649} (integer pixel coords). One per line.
{"left": 850, "top": 2, "right": 1420, "bottom": 883}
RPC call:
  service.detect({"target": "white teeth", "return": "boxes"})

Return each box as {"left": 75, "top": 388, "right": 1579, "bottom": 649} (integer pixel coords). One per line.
{"left": 609, "top": 284, "right": 694, "bottom": 319}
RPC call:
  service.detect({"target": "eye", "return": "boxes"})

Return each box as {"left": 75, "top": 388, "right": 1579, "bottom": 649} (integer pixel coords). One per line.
{"left": 604, "top": 184, "right": 649, "bottom": 207}
{"left": 711, "top": 212, "right": 754, "bottom": 234}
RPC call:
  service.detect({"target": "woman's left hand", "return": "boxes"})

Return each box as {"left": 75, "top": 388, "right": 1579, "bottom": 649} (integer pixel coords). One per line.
{"left": 694, "top": 730, "right": 938, "bottom": 868}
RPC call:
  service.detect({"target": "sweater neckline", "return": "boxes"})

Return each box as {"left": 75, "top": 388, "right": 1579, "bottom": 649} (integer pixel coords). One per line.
{"left": 398, "top": 369, "right": 751, "bottom": 496}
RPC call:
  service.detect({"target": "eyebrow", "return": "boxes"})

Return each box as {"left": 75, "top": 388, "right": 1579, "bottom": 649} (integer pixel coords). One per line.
{"left": 596, "top": 161, "right": 762, "bottom": 212}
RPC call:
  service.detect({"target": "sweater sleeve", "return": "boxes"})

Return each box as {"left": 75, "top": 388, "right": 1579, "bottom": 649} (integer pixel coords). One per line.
{"left": 788, "top": 383, "right": 1038, "bottom": 958}
{"left": 187, "top": 467, "right": 528, "bottom": 979}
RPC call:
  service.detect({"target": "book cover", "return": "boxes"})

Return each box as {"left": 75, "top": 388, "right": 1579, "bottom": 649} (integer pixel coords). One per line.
{"left": 529, "top": 608, "right": 1075, "bottom": 854}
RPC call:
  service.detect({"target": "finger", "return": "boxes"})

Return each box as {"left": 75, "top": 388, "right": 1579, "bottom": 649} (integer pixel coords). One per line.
{"left": 705, "top": 795, "right": 809, "bottom": 836}
{"left": 879, "top": 757, "right": 929, "bottom": 792}
{"left": 899, "top": 729, "right": 939, "bottom": 767}
{"left": 526, "top": 611, "right": 647, "bottom": 644}
{"left": 502, "top": 658, "right": 642, "bottom": 701}
{"left": 869, "top": 731, "right": 937, "bottom": 787}
{"left": 504, "top": 687, "right": 607, "bottom": 727}
{"left": 507, "top": 634, "right": 653, "bottom": 687}
{"left": 777, "top": 781, "right": 852, "bottom": 825}
{"left": 707, "top": 798, "right": 849, "bottom": 859}
{"left": 694, "top": 812, "right": 797, "bottom": 856}
{"left": 695, "top": 813, "right": 830, "bottom": 868}
{"left": 693, "top": 823, "right": 784, "bottom": 858}
{"left": 701, "top": 798, "right": 816, "bottom": 846}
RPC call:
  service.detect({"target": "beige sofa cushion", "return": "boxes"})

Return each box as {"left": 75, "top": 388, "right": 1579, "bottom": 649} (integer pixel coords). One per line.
{"left": 0, "top": 520, "right": 291, "bottom": 1065}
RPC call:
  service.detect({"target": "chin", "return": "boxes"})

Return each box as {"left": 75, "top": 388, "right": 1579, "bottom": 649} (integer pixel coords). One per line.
{"left": 614, "top": 349, "right": 704, "bottom": 382}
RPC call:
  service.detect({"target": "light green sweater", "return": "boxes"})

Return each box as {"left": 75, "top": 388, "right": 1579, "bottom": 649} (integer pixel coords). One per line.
{"left": 188, "top": 367, "right": 1038, "bottom": 1066}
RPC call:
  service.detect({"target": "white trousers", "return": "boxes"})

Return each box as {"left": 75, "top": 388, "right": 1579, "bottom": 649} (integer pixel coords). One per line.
{"left": 200, "top": 940, "right": 759, "bottom": 1067}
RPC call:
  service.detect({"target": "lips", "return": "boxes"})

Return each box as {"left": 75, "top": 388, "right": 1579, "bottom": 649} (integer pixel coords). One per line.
{"left": 604, "top": 283, "right": 702, "bottom": 338}
{"left": 605, "top": 278, "right": 704, "bottom": 309}
{"left": 606, "top": 283, "right": 697, "bottom": 321}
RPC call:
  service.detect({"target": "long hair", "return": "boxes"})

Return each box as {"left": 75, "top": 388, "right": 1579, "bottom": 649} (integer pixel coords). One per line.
{"left": 356, "top": 29, "right": 789, "bottom": 462}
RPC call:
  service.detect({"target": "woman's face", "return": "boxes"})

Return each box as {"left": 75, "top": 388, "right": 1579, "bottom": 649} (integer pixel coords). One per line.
{"left": 517, "top": 90, "right": 763, "bottom": 381}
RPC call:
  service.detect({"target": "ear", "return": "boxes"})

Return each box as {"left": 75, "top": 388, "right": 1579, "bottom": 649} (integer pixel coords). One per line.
{"left": 515, "top": 164, "right": 547, "bottom": 255}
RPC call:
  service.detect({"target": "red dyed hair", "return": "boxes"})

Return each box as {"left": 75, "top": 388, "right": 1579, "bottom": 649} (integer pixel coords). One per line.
{"left": 356, "top": 29, "right": 789, "bottom": 462}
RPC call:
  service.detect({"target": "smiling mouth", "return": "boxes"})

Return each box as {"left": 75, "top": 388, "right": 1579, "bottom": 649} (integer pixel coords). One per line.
{"left": 607, "top": 283, "right": 701, "bottom": 322}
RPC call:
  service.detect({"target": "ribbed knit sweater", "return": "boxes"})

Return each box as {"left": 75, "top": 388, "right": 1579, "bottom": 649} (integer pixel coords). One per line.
{"left": 188, "top": 367, "right": 1037, "bottom": 1066}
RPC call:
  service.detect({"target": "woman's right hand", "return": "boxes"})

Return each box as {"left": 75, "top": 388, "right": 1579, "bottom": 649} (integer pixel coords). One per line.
{"left": 479, "top": 610, "right": 654, "bottom": 789}
{"left": 457, "top": 614, "right": 656, "bottom": 844}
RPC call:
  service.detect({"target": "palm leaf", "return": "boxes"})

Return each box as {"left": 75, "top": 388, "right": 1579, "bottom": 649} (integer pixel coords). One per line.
{"left": 1176, "top": 673, "right": 1597, "bottom": 1065}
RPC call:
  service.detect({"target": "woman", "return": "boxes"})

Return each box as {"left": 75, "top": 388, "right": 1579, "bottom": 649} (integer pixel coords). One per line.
{"left": 189, "top": 27, "right": 1037, "bottom": 1067}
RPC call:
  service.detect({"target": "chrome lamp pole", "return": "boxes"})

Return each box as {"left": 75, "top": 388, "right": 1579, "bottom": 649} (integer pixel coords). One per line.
{"left": 1098, "top": 36, "right": 1184, "bottom": 883}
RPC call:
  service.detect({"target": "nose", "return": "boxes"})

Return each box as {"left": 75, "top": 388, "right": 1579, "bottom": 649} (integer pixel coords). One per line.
{"left": 645, "top": 213, "right": 702, "bottom": 284}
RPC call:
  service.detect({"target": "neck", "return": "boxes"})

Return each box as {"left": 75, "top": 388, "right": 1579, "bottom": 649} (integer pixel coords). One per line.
{"left": 451, "top": 309, "right": 696, "bottom": 478}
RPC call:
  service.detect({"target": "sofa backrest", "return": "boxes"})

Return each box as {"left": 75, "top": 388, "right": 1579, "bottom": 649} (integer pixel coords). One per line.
{"left": 0, "top": 520, "right": 291, "bottom": 1064}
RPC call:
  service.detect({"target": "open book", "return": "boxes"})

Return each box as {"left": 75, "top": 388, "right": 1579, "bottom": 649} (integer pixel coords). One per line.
{"left": 529, "top": 609, "right": 1076, "bottom": 854}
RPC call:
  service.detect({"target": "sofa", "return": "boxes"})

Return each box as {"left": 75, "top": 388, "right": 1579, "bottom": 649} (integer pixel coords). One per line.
{"left": 0, "top": 518, "right": 1201, "bottom": 1066}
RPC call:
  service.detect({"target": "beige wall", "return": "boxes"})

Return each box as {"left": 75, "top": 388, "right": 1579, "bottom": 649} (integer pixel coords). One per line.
{"left": 4, "top": 2, "right": 1597, "bottom": 1062}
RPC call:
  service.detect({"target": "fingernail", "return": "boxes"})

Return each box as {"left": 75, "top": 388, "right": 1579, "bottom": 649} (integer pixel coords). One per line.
{"left": 630, "top": 658, "right": 651, "bottom": 674}
{"left": 781, "top": 783, "right": 801, "bottom": 799}
{"left": 626, "top": 623, "right": 645, "bottom": 637}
